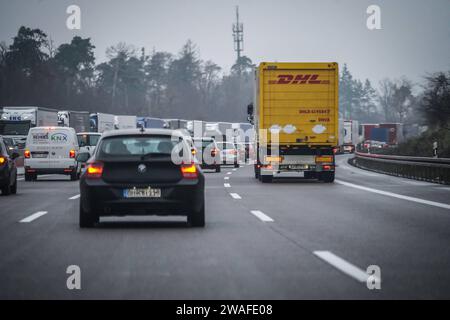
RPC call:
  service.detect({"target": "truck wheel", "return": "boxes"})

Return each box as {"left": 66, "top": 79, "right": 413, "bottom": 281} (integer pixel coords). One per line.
{"left": 261, "top": 174, "right": 273, "bottom": 183}
{"left": 188, "top": 202, "right": 205, "bottom": 227}
{"left": 215, "top": 166, "right": 221, "bottom": 173}
{"left": 321, "top": 172, "right": 335, "bottom": 183}
{"left": 79, "top": 203, "right": 99, "bottom": 228}
{"left": 254, "top": 166, "right": 260, "bottom": 179}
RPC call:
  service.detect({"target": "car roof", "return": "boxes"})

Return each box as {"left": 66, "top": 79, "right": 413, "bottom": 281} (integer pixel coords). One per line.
{"left": 77, "top": 132, "right": 102, "bottom": 135}
{"left": 100, "top": 128, "right": 187, "bottom": 138}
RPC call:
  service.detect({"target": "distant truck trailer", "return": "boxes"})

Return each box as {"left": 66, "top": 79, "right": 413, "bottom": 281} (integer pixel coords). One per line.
{"left": 342, "top": 119, "right": 359, "bottom": 153}
{"left": 90, "top": 113, "right": 115, "bottom": 133}
{"left": 0, "top": 106, "right": 58, "bottom": 147}
{"left": 58, "top": 111, "right": 90, "bottom": 132}
{"left": 361, "top": 123, "right": 403, "bottom": 145}
{"left": 114, "top": 115, "right": 137, "bottom": 130}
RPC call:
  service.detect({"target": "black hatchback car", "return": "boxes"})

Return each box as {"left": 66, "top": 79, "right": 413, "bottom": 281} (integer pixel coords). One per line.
{"left": 0, "top": 136, "right": 19, "bottom": 195}
{"left": 77, "top": 129, "right": 205, "bottom": 228}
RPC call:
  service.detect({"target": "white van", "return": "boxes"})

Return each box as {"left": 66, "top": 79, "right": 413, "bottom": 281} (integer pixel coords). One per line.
{"left": 24, "top": 127, "right": 80, "bottom": 181}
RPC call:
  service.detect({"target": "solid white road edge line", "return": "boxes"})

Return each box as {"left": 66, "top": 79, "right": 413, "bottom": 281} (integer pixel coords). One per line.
{"left": 250, "top": 210, "right": 274, "bottom": 222}
{"left": 224, "top": 183, "right": 231, "bottom": 188}
{"left": 230, "top": 193, "right": 241, "bottom": 199}
{"left": 19, "top": 211, "right": 48, "bottom": 223}
{"left": 335, "top": 179, "right": 450, "bottom": 210}
{"left": 313, "top": 251, "right": 378, "bottom": 283}
{"left": 69, "top": 194, "right": 80, "bottom": 200}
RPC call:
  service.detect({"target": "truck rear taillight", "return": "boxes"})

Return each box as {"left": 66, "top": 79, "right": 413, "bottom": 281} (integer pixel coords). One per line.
{"left": 24, "top": 150, "right": 31, "bottom": 158}
{"left": 69, "top": 149, "right": 76, "bottom": 158}
{"left": 181, "top": 163, "right": 198, "bottom": 179}
{"left": 315, "top": 155, "right": 333, "bottom": 163}
{"left": 86, "top": 162, "right": 103, "bottom": 178}
{"left": 322, "top": 165, "right": 334, "bottom": 171}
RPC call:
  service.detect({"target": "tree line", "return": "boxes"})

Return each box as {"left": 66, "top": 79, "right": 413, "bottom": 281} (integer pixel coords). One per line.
{"left": 0, "top": 26, "right": 254, "bottom": 122}
{"left": 1, "top": 26, "right": 448, "bottom": 136}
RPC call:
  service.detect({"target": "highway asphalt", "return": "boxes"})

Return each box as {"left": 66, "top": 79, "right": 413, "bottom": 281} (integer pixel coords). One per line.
{"left": 1, "top": 154, "right": 450, "bottom": 299}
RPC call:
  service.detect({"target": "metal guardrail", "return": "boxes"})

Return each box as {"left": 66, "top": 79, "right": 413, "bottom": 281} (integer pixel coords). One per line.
{"left": 352, "top": 152, "right": 450, "bottom": 184}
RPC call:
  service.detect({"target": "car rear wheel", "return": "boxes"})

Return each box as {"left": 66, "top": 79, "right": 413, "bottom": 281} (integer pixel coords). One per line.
{"left": 260, "top": 174, "right": 273, "bottom": 183}
{"left": 1, "top": 181, "right": 11, "bottom": 195}
{"left": 25, "top": 173, "right": 32, "bottom": 181}
{"left": 70, "top": 171, "right": 78, "bottom": 181}
{"left": 254, "top": 165, "right": 260, "bottom": 179}
{"left": 188, "top": 202, "right": 205, "bottom": 227}
{"left": 10, "top": 175, "right": 17, "bottom": 194}
{"left": 321, "top": 171, "right": 335, "bottom": 183}
{"left": 234, "top": 162, "right": 239, "bottom": 168}
{"left": 215, "top": 166, "right": 221, "bottom": 173}
{"left": 79, "top": 203, "right": 99, "bottom": 228}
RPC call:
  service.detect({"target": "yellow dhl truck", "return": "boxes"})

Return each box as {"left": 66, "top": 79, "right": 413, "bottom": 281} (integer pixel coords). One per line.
{"left": 248, "top": 62, "right": 339, "bottom": 183}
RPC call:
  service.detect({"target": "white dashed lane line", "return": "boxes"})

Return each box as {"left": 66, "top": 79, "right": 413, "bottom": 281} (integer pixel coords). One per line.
{"left": 69, "top": 194, "right": 80, "bottom": 200}
{"left": 336, "top": 179, "right": 450, "bottom": 210}
{"left": 19, "top": 211, "right": 48, "bottom": 223}
{"left": 224, "top": 177, "right": 230, "bottom": 180}
{"left": 250, "top": 210, "right": 274, "bottom": 222}
{"left": 230, "top": 193, "right": 241, "bottom": 199}
{"left": 227, "top": 172, "right": 232, "bottom": 175}
{"left": 224, "top": 183, "right": 231, "bottom": 188}
{"left": 232, "top": 168, "right": 237, "bottom": 171}
{"left": 313, "top": 251, "right": 378, "bottom": 283}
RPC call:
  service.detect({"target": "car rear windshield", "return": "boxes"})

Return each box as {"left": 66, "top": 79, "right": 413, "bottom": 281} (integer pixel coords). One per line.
{"left": 97, "top": 135, "right": 181, "bottom": 158}
{"left": 0, "top": 122, "right": 30, "bottom": 135}
{"left": 194, "top": 139, "right": 215, "bottom": 149}
{"left": 27, "top": 129, "right": 73, "bottom": 145}
{"left": 217, "top": 142, "right": 236, "bottom": 150}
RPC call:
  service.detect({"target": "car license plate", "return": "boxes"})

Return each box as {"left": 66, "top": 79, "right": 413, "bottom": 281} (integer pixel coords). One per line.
{"left": 123, "top": 187, "right": 161, "bottom": 198}
{"left": 289, "top": 164, "right": 308, "bottom": 170}
{"left": 32, "top": 153, "right": 48, "bottom": 158}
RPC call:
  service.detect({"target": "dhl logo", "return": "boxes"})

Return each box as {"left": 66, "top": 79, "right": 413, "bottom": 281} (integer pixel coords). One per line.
{"left": 268, "top": 74, "right": 330, "bottom": 85}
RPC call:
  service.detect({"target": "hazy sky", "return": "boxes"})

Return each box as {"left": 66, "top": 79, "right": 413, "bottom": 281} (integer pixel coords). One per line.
{"left": 0, "top": 0, "right": 449, "bottom": 88}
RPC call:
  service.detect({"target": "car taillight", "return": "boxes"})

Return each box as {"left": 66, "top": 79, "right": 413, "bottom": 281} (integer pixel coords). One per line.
{"left": 69, "top": 149, "right": 76, "bottom": 158}
{"left": 0, "top": 156, "right": 5, "bottom": 165}
{"left": 323, "top": 165, "right": 333, "bottom": 171}
{"left": 181, "top": 163, "right": 198, "bottom": 179}
{"left": 86, "top": 162, "right": 103, "bottom": 178}
{"left": 24, "top": 150, "right": 31, "bottom": 158}
{"left": 191, "top": 148, "right": 197, "bottom": 155}
{"left": 228, "top": 149, "right": 237, "bottom": 155}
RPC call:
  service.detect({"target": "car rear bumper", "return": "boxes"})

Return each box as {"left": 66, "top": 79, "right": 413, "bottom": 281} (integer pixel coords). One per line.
{"left": 24, "top": 166, "right": 76, "bottom": 175}
{"left": 80, "top": 178, "right": 205, "bottom": 217}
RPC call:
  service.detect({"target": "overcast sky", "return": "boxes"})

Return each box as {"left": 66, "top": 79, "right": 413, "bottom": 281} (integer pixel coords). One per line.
{"left": 0, "top": 0, "right": 449, "bottom": 88}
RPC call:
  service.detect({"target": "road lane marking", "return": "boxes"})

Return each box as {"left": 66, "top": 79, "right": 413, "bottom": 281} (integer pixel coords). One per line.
{"left": 69, "top": 194, "right": 80, "bottom": 200}
{"left": 232, "top": 168, "right": 237, "bottom": 171}
{"left": 224, "top": 177, "right": 230, "bottom": 180}
{"left": 313, "top": 251, "right": 376, "bottom": 283}
{"left": 20, "top": 211, "right": 48, "bottom": 223}
{"left": 227, "top": 172, "right": 232, "bottom": 175}
{"left": 250, "top": 210, "right": 274, "bottom": 222}
{"left": 224, "top": 183, "right": 231, "bottom": 188}
{"left": 230, "top": 193, "right": 241, "bottom": 199}
{"left": 336, "top": 179, "right": 450, "bottom": 210}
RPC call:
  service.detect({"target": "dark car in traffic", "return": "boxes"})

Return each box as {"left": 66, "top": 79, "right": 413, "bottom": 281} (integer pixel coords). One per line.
{"left": 193, "top": 137, "right": 221, "bottom": 172}
{"left": 77, "top": 129, "right": 205, "bottom": 228}
{"left": 0, "top": 136, "right": 19, "bottom": 195}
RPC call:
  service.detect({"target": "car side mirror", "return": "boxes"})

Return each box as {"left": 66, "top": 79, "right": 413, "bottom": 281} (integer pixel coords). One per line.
{"left": 76, "top": 152, "right": 90, "bottom": 163}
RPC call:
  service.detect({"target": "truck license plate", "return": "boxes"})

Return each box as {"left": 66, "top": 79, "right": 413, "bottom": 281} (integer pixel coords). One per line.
{"left": 123, "top": 187, "right": 161, "bottom": 198}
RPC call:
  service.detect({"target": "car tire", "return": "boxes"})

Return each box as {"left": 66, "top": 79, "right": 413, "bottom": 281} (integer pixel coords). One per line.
{"left": 254, "top": 166, "right": 260, "bottom": 179}
{"left": 10, "top": 174, "right": 17, "bottom": 194}
{"left": 215, "top": 166, "right": 221, "bottom": 173}
{"left": 1, "top": 181, "right": 11, "bottom": 195}
{"left": 79, "top": 203, "right": 99, "bottom": 228}
{"left": 260, "top": 174, "right": 273, "bottom": 183}
{"left": 321, "top": 171, "right": 335, "bottom": 183}
{"left": 234, "top": 162, "right": 239, "bottom": 168}
{"left": 25, "top": 173, "right": 32, "bottom": 182}
{"left": 188, "top": 202, "right": 205, "bottom": 227}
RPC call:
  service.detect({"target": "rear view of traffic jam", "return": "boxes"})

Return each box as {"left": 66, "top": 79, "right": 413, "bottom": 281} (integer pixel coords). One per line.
{"left": 1, "top": 62, "right": 346, "bottom": 228}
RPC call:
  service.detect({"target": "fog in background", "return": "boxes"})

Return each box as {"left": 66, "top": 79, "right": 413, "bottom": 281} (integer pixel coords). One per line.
{"left": 1, "top": 0, "right": 449, "bottom": 86}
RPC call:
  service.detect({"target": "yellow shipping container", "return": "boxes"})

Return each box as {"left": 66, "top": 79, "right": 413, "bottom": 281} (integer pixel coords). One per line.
{"left": 255, "top": 62, "right": 339, "bottom": 146}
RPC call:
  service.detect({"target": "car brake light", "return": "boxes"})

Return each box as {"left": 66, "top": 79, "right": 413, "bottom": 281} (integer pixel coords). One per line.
{"left": 0, "top": 156, "right": 5, "bottom": 165}
{"left": 69, "top": 149, "right": 76, "bottom": 158}
{"left": 86, "top": 162, "right": 103, "bottom": 178}
{"left": 191, "top": 148, "right": 196, "bottom": 155}
{"left": 323, "top": 165, "right": 333, "bottom": 171}
{"left": 24, "top": 150, "right": 31, "bottom": 158}
{"left": 181, "top": 163, "right": 198, "bottom": 179}
{"left": 211, "top": 148, "right": 219, "bottom": 157}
